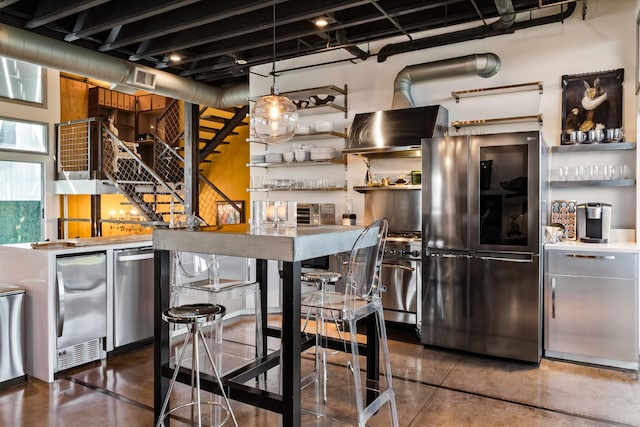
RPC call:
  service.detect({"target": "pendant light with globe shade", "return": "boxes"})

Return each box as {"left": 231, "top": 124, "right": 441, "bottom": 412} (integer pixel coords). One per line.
{"left": 251, "top": 1, "right": 299, "bottom": 144}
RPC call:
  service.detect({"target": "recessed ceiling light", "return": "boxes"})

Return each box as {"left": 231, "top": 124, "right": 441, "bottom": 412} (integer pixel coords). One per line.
{"left": 168, "top": 54, "right": 181, "bottom": 62}
{"left": 314, "top": 17, "right": 330, "bottom": 28}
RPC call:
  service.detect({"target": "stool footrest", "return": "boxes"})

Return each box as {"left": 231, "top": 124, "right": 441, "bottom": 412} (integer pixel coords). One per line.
{"left": 158, "top": 401, "right": 230, "bottom": 427}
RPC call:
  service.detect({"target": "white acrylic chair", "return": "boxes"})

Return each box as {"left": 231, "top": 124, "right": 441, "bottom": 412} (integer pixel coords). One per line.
{"left": 301, "top": 218, "right": 398, "bottom": 426}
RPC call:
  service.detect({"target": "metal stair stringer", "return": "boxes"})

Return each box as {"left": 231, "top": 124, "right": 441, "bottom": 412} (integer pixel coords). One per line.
{"left": 101, "top": 125, "right": 188, "bottom": 226}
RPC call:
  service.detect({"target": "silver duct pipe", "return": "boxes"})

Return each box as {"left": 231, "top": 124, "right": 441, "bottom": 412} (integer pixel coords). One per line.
{"left": 0, "top": 24, "right": 248, "bottom": 108}
{"left": 391, "top": 53, "right": 501, "bottom": 109}
{"left": 491, "top": 0, "right": 516, "bottom": 30}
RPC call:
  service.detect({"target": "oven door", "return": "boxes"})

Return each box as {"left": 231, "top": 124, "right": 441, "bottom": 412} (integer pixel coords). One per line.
{"left": 379, "top": 259, "right": 419, "bottom": 325}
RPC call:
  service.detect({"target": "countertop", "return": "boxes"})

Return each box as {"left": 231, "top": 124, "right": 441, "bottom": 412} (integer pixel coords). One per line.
{"left": 4, "top": 234, "right": 152, "bottom": 252}
{"left": 544, "top": 240, "right": 640, "bottom": 253}
{"left": 153, "top": 224, "right": 363, "bottom": 261}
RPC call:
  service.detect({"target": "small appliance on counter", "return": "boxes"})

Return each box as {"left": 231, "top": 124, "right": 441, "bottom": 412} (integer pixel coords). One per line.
{"left": 296, "top": 203, "right": 335, "bottom": 225}
{"left": 576, "top": 202, "right": 611, "bottom": 243}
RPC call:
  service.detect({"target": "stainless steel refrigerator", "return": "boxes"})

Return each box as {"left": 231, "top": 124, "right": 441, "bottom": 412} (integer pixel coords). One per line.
{"left": 421, "top": 131, "right": 545, "bottom": 363}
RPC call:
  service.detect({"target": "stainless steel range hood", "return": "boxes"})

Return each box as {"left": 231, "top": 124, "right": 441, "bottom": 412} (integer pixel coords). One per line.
{"left": 344, "top": 105, "right": 448, "bottom": 155}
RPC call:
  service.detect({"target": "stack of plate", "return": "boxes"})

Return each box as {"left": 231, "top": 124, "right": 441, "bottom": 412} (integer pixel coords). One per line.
{"left": 265, "top": 153, "right": 283, "bottom": 163}
{"left": 250, "top": 154, "right": 266, "bottom": 164}
{"left": 310, "top": 147, "right": 335, "bottom": 161}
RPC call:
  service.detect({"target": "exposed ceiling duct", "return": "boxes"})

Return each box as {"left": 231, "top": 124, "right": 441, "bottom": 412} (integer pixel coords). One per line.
{"left": 377, "top": 1, "right": 576, "bottom": 63}
{"left": 392, "top": 53, "right": 501, "bottom": 109}
{"left": 336, "top": 29, "right": 370, "bottom": 61}
{"left": 0, "top": 24, "right": 248, "bottom": 108}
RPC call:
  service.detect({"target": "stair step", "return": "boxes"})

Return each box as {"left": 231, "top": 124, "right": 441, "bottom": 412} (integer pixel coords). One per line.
{"left": 199, "top": 126, "right": 239, "bottom": 135}
{"left": 200, "top": 115, "right": 248, "bottom": 126}
{"left": 134, "top": 184, "right": 183, "bottom": 193}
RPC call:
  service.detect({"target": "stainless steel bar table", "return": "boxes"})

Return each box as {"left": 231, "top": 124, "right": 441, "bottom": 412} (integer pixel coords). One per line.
{"left": 153, "top": 224, "right": 365, "bottom": 427}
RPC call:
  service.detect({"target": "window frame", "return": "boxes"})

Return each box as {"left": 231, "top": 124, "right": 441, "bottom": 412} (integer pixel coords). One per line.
{"left": 0, "top": 159, "right": 44, "bottom": 244}
{"left": 0, "top": 57, "right": 47, "bottom": 107}
{"left": 0, "top": 116, "right": 49, "bottom": 155}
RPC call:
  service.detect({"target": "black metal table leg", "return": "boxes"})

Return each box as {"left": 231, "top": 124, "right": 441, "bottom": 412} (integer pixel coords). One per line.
{"left": 256, "top": 259, "right": 268, "bottom": 358}
{"left": 281, "top": 261, "right": 302, "bottom": 427}
{"left": 154, "top": 249, "right": 171, "bottom": 425}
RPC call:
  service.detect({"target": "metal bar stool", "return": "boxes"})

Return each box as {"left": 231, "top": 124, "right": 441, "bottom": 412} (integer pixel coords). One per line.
{"left": 156, "top": 303, "right": 238, "bottom": 427}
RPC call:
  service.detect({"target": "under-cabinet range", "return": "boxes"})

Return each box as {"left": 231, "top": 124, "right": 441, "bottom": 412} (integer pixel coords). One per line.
{"left": 421, "top": 131, "right": 547, "bottom": 363}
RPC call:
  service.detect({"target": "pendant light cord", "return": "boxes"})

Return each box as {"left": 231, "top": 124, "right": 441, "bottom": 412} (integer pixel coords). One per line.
{"left": 271, "top": 0, "right": 277, "bottom": 93}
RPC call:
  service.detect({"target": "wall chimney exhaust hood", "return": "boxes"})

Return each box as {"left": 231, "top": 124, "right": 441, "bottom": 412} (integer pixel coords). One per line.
{"left": 344, "top": 105, "right": 448, "bottom": 155}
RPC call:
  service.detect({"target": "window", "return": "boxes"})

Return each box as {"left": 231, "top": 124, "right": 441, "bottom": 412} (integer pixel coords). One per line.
{"left": 0, "top": 161, "right": 43, "bottom": 244}
{"left": 0, "top": 57, "right": 43, "bottom": 104}
{"left": 0, "top": 117, "right": 47, "bottom": 153}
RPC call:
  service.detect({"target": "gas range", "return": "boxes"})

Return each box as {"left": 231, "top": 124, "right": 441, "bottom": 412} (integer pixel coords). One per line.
{"left": 384, "top": 232, "right": 421, "bottom": 260}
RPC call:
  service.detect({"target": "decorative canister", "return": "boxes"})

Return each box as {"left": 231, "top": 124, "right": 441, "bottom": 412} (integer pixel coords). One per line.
{"left": 410, "top": 170, "right": 422, "bottom": 185}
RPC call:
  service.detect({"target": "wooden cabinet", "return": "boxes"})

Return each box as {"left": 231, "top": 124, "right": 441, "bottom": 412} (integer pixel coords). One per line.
{"left": 137, "top": 94, "right": 168, "bottom": 112}
{"left": 89, "top": 87, "right": 170, "bottom": 143}
{"left": 88, "top": 87, "right": 136, "bottom": 141}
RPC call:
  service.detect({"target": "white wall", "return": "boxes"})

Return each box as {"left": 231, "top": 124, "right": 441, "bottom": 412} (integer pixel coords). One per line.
{"left": 250, "top": 0, "right": 639, "bottom": 234}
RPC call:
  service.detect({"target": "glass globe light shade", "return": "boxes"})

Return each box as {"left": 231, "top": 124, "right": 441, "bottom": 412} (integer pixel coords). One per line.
{"left": 251, "top": 94, "right": 299, "bottom": 144}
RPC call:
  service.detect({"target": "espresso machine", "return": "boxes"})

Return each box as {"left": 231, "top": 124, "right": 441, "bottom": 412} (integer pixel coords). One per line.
{"left": 577, "top": 202, "right": 612, "bottom": 243}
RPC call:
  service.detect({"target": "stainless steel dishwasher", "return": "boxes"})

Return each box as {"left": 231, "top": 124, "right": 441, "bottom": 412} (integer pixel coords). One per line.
{"left": 114, "top": 246, "right": 154, "bottom": 348}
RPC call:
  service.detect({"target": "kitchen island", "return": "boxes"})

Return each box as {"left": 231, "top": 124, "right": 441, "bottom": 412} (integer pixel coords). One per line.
{"left": 0, "top": 234, "right": 152, "bottom": 382}
{"left": 152, "top": 224, "right": 365, "bottom": 427}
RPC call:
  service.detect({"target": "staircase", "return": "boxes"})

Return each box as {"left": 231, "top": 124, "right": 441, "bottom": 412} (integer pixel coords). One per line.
{"left": 99, "top": 100, "right": 248, "bottom": 227}
{"left": 101, "top": 124, "right": 187, "bottom": 226}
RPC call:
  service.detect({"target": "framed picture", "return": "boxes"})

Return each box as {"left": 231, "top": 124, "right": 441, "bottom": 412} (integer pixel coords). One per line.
{"left": 561, "top": 69, "right": 623, "bottom": 143}
{"left": 216, "top": 201, "right": 244, "bottom": 225}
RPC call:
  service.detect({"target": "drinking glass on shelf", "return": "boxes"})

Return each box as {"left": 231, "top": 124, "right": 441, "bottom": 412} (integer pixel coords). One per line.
{"left": 589, "top": 165, "right": 600, "bottom": 180}
{"left": 618, "top": 164, "right": 629, "bottom": 179}
{"left": 574, "top": 166, "right": 584, "bottom": 180}
{"left": 559, "top": 166, "right": 569, "bottom": 181}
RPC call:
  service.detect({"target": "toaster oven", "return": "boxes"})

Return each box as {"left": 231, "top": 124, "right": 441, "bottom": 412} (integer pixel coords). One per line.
{"left": 296, "top": 203, "right": 335, "bottom": 225}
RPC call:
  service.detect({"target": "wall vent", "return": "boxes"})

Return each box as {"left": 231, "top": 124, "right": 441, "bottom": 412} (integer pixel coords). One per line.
{"left": 133, "top": 67, "right": 157, "bottom": 90}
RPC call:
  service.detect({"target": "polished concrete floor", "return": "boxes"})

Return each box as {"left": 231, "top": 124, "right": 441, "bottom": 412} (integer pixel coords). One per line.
{"left": 1, "top": 316, "right": 639, "bottom": 426}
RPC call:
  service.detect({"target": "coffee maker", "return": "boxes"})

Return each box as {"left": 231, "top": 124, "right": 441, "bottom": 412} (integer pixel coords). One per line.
{"left": 577, "top": 202, "right": 612, "bottom": 243}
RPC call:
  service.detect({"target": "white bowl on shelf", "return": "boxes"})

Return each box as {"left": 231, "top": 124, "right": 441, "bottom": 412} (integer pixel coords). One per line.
{"left": 265, "top": 153, "right": 283, "bottom": 163}
{"left": 314, "top": 120, "right": 333, "bottom": 132}
{"left": 283, "top": 152, "right": 294, "bottom": 162}
{"left": 294, "top": 149, "right": 307, "bottom": 162}
{"left": 310, "top": 147, "right": 335, "bottom": 161}
{"left": 296, "top": 125, "right": 312, "bottom": 134}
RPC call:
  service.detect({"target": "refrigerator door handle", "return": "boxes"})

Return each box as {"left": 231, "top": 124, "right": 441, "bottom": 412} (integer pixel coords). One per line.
{"left": 56, "top": 271, "right": 65, "bottom": 338}
{"left": 551, "top": 277, "right": 556, "bottom": 319}
{"left": 477, "top": 256, "right": 533, "bottom": 263}
{"left": 427, "top": 253, "right": 469, "bottom": 258}
{"left": 565, "top": 254, "right": 615, "bottom": 260}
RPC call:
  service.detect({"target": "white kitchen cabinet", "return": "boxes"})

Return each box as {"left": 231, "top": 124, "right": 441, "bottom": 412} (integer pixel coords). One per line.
{"left": 544, "top": 247, "right": 639, "bottom": 370}
{"left": 0, "top": 237, "right": 151, "bottom": 382}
